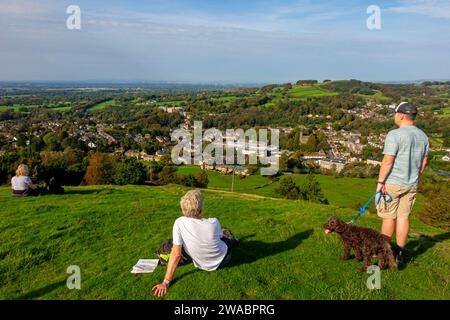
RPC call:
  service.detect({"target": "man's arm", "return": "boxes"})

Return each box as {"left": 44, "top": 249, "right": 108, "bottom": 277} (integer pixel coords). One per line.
{"left": 377, "top": 155, "right": 396, "bottom": 194}
{"left": 152, "top": 244, "right": 182, "bottom": 297}
{"left": 419, "top": 156, "right": 428, "bottom": 176}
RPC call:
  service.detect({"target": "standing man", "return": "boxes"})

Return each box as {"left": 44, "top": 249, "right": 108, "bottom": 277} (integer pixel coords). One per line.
{"left": 376, "top": 102, "right": 429, "bottom": 264}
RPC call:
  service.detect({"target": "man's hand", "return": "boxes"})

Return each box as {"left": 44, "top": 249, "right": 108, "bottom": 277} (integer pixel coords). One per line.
{"left": 152, "top": 282, "right": 168, "bottom": 297}
{"left": 376, "top": 183, "right": 387, "bottom": 195}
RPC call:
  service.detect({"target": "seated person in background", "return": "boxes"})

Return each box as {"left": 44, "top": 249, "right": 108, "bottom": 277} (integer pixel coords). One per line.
{"left": 48, "top": 177, "right": 64, "bottom": 194}
{"left": 11, "top": 164, "right": 38, "bottom": 196}
{"left": 152, "top": 190, "right": 239, "bottom": 297}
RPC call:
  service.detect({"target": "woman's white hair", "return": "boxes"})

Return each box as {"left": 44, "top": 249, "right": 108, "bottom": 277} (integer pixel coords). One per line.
{"left": 180, "top": 190, "right": 204, "bottom": 218}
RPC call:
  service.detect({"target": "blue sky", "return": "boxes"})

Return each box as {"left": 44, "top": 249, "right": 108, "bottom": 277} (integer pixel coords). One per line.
{"left": 0, "top": 0, "right": 449, "bottom": 82}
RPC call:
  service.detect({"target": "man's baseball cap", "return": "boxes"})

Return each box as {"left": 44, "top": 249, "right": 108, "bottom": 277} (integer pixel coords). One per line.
{"left": 395, "top": 102, "right": 417, "bottom": 115}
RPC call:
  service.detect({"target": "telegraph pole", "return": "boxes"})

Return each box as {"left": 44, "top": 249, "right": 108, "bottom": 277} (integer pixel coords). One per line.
{"left": 231, "top": 166, "right": 235, "bottom": 192}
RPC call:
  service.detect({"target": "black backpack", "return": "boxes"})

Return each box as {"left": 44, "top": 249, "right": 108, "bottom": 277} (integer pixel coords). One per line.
{"left": 156, "top": 239, "right": 190, "bottom": 265}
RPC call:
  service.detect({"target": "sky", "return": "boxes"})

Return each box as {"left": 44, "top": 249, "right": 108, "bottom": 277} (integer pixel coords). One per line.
{"left": 0, "top": 0, "right": 449, "bottom": 83}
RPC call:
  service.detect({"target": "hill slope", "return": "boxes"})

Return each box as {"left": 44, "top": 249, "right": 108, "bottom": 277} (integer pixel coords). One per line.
{"left": 0, "top": 185, "right": 448, "bottom": 300}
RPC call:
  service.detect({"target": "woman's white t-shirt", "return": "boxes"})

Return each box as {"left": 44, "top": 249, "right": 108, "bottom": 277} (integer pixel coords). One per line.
{"left": 11, "top": 176, "right": 32, "bottom": 191}
{"left": 172, "top": 216, "right": 227, "bottom": 271}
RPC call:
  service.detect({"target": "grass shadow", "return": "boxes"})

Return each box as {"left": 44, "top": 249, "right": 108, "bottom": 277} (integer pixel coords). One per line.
{"left": 63, "top": 189, "right": 110, "bottom": 195}
{"left": 400, "top": 231, "right": 450, "bottom": 270}
{"left": 172, "top": 269, "right": 201, "bottom": 286}
{"left": 16, "top": 280, "right": 66, "bottom": 300}
{"left": 228, "top": 229, "right": 314, "bottom": 267}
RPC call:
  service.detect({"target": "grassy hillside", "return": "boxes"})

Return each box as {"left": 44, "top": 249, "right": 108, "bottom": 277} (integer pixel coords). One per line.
{"left": 89, "top": 99, "right": 117, "bottom": 111}
{"left": 176, "top": 166, "right": 425, "bottom": 212}
{"left": 288, "top": 85, "right": 337, "bottom": 98}
{"left": 0, "top": 185, "right": 448, "bottom": 300}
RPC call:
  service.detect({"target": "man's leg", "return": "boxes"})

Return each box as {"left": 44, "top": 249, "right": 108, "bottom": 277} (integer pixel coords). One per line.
{"left": 393, "top": 187, "right": 416, "bottom": 263}
{"left": 395, "top": 218, "right": 409, "bottom": 247}
{"left": 381, "top": 218, "right": 396, "bottom": 241}
{"left": 394, "top": 187, "right": 416, "bottom": 247}
{"left": 377, "top": 184, "right": 401, "bottom": 240}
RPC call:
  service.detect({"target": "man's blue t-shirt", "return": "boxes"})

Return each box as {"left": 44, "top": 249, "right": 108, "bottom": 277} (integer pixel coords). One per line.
{"left": 383, "top": 125, "right": 429, "bottom": 187}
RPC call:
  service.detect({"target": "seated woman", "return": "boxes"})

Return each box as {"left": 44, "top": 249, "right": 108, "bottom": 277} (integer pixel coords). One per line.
{"left": 11, "top": 164, "right": 38, "bottom": 196}
{"left": 152, "top": 190, "right": 239, "bottom": 297}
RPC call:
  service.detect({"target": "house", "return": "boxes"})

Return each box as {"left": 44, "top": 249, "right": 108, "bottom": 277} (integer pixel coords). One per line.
{"left": 345, "top": 141, "right": 364, "bottom": 154}
{"left": 318, "top": 158, "right": 346, "bottom": 173}
{"left": 125, "top": 150, "right": 158, "bottom": 162}
{"left": 159, "top": 106, "right": 184, "bottom": 113}
{"left": 302, "top": 149, "right": 326, "bottom": 160}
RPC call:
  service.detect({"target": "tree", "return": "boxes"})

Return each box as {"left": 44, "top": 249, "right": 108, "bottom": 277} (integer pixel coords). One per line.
{"left": 306, "top": 134, "right": 317, "bottom": 148}
{"left": 177, "top": 173, "right": 197, "bottom": 187}
{"left": 43, "top": 132, "right": 61, "bottom": 151}
{"left": 84, "top": 153, "right": 118, "bottom": 185}
{"left": 158, "top": 166, "right": 177, "bottom": 185}
{"left": 275, "top": 176, "right": 301, "bottom": 200}
{"left": 300, "top": 174, "right": 328, "bottom": 204}
{"left": 114, "top": 157, "right": 146, "bottom": 185}
{"left": 194, "top": 170, "right": 209, "bottom": 188}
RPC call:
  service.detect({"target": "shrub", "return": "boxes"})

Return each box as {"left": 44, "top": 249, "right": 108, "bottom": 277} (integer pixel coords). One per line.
{"left": 176, "top": 170, "right": 209, "bottom": 188}
{"left": 417, "top": 174, "right": 450, "bottom": 230}
{"left": 114, "top": 157, "right": 147, "bottom": 185}
{"left": 276, "top": 176, "right": 301, "bottom": 200}
{"left": 194, "top": 170, "right": 209, "bottom": 188}
{"left": 177, "top": 174, "right": 197, "bottom": 187}
{"left": 417, "top": 186, "right": 450, "bottom": 230}
{"left": 300, "top": 174, "right": 328, "bottom": 204}
{"left": 340, "top": 162, "right": 378, "bottom": 178}
{"left": 157, "top": 166, "right": 178, "bottom": 185}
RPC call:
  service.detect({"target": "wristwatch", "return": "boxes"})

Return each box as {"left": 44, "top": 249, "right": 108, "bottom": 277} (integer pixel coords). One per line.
{"left": 377, "top": 180, "right": 385, "bottom": 184}
{"left": 163, "top": 279, "right": 171, "bottom": 287}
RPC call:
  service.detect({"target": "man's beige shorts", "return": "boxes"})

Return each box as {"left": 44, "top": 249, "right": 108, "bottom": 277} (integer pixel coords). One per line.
{"left": 376, "top": 184, "right": 417, "bottom": 219}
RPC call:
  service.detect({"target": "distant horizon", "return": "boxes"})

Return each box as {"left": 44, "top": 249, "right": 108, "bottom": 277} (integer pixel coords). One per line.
{"left": 1, "top": 78, "right": 449, "bottom": 86}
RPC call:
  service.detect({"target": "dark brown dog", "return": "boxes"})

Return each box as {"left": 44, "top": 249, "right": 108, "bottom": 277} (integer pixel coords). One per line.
{"left": 324, "top": 217, "right": 397, "bottom": 271}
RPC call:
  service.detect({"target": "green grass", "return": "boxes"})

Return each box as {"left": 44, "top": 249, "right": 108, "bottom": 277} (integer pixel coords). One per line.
{"left": 0, "top": 104, "right": 39, "bottom": 112}
{"left": 289, "top": 85, "right": 337, "bottom": 98}
{"left": 0, "top": 104, "right": 72, "bottom": 112}
{"left": 177, "top": 165, "right": 271, "bottom": 192}
{"left": 429, "top": 136, "right": 444, "bottom": 148}
{"left": 89, "top": 100, "right": 117, "bottom": 111}
{"left": 357, "top": 91, "right": 392, "bottom": 104}
{"left": 0, "top": 184, "right": 448, "bottom": 300}
{"left": 211, "top": 96, "right": 239, "bottom": 102}
{"left": 436, "top": 106, "right": 450, "bottom": 119}
{"left": 155, "top": 100, "right": 186, "bottom": 107}
{"left": 176, "top": 167, "right": 425, "bottom": 212}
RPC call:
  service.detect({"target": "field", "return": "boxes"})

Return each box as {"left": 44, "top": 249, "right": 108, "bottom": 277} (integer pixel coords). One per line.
{"left": 0, "top": 104, "right": 39, "bottom": 112}
{"left": 288, "top": 85, "right": 337, "bottom": 98}
{"left": 429, "top": 136, "right": 444, "bottom": 148}
{"left": 175, "top": 166, "right": 425, "bottom": 212}
{"left": 0, "top": 184, "right": 448, "bottom": 300}
{"left": 436, "top": 106, "right": 450, "bottom": 119}
{"left": 89, "top": 100, "right": 117, "bottom": 111}
{"left": 0, "top": 104, "right": 71, "bottom": 112}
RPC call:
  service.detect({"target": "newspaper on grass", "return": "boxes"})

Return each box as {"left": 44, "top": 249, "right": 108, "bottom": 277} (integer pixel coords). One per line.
{"left": 131, "top": 259, "right": 159, "bottom": 274}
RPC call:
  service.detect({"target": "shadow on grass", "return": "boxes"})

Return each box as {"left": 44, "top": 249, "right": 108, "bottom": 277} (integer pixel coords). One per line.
{"left": 400, "top": 231, "right": 450, "bottom": 271}
{"left": 228, "top": 229, "right": 314, "bottom": 267}
{"left": 63, "top": 189, "right": 110, "bottom": 195}
{"left": 172, "top": 269, "right": 201, "bottom": 286}
{"left": 16, "top": 280, "right": 66, "bottom": 300}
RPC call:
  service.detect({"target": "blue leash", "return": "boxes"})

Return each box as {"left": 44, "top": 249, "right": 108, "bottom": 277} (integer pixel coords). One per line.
{"left": 349, "top": 191, "right": 393, "bottom": 224}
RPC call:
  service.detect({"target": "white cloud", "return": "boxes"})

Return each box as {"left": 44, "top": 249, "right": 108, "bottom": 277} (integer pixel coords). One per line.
{"left": 389, "top": 0, "right": 450, "bottom": 19}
